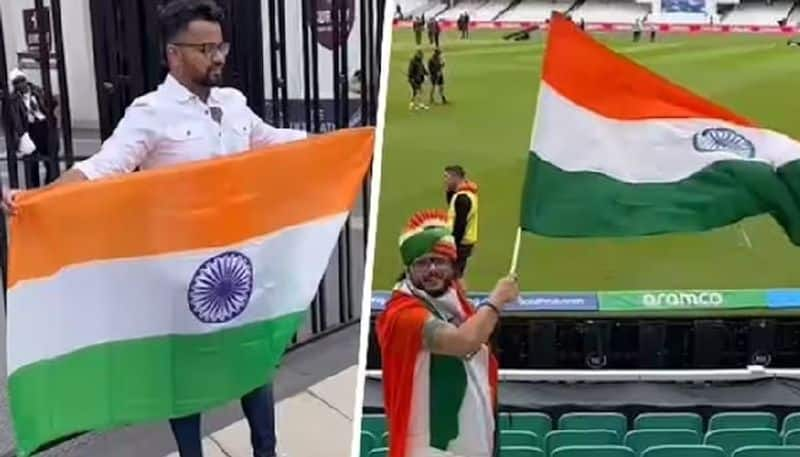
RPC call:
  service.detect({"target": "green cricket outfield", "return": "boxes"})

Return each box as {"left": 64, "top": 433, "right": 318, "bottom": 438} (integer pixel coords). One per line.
{"left": 372, "top": 29, "right": 800, "bottom": 294}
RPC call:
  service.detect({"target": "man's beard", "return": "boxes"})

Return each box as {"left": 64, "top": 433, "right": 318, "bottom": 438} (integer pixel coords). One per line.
{"left": 413, "top": 275, "right": 453, "bottom": 298}
{"left": 203, "top": 69, "right": 224, "bottom": 87}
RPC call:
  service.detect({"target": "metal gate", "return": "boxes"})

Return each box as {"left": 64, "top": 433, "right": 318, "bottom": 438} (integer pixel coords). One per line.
{"left": 0, "top": 0, "right": 76, "bottom": 294}
{"left": 0, "top": 0, "right": 75, "bottom": 190}
{"left": 265, "top": 0, "right": 385, "bottom": 345}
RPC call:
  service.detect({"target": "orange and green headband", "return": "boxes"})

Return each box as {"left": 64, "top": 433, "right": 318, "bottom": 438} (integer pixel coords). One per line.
{"left": 398, "top": 210, "right": 457, "bottom": 266}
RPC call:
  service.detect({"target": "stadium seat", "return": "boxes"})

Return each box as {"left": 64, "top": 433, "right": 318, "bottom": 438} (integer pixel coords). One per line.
{"left": 501, "top": 430, "right": 540, "bottom": 448}
{"left": 361, "top": 431, "right": 377, "bottom": 456}
{"left": 634, "top": 413, "right": 703, "bottom": 434}
{"left": 499, "top": 412, "right": 513, "bottom": 430}
{"left": 703, "top": 429, "right": 780, "bottom": 455}
{"left": 732, "top": 446, "right": 800, "bottom": 457}
{"left": 624, "top": 429, "right": 701, "bottom": 455}
{"left": 708, "top": 412, "right": 778, "bottom": 431}
{"left": 368, "top": 447, "right": 388, "bottom": 457}
{"left": 551, "top": 445, "right": 635, "bottom": 457}
{"left": 641, "top": 445, "right": 726, "bottom": 457}
{"left": 784, "top": 429, "right": 800, "bottom": 445}
{"left": 501, "top": 446, "right": 546, "bottom": 457}
{"left": 545, "top": 430, "right": 619, "bottom": 456}
{"left": 362, "top": 414, "right": 387, "bottom": 437}
{"left": 559, "top": 412, "right": 628, "bottom": 438}
{"left": 781, "top": 412, "right": 800, "bottom": 435}
{"left": 381, "top": 431, "right": 390, "bottom": 447}
{"left": 508, "top": 412, "right": 554, "bottom": 441}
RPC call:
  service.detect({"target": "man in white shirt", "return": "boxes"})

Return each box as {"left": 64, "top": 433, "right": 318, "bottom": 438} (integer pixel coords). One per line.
{"left": 4, "top": 1, "right": 306, "bottom": 456}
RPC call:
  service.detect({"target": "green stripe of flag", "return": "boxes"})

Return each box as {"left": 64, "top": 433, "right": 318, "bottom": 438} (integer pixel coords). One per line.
{"left": 9, "top": 312, "right": 304, "bottom": 456}
{"left": 520, "top": 152, "right": 800, "bottom": 243}
{"left": 429, "top": 354, "right": 467, "bottom": 450}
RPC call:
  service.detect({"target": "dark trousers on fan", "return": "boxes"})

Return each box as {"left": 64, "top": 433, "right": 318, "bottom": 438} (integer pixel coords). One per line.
{"left": 24, "top": 119, "right": 58, "bottom": 188}
{"left": 455, "top": 244, "right": 474, "bottom": 278}
{"left": 169, "top": 383, "right": 277, "bottom": 457}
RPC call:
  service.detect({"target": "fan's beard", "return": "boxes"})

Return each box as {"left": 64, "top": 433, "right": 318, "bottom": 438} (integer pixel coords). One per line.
{"left": 412, "top": 276, "right": 453, "bottom": 298}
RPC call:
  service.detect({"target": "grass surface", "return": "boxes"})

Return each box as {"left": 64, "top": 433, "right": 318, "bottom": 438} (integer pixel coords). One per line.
{"left": 373, "top": 29, "right": 800, "bottom": 292}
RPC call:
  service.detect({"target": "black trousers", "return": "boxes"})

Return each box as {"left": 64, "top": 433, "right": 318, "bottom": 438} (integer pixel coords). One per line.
{"left": 456, "top": 244, "right": 474, "bottom": 278}
{"left": 24, "top": 120, "right": 58, "bottom": 188}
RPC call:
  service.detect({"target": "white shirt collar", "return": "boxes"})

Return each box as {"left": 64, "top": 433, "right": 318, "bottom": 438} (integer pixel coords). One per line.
{"left": 161, "top": 74, "right": 221, "bottom": 104}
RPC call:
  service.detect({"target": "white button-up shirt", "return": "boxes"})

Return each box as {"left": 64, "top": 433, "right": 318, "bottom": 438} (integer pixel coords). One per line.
{"left": 75, "top": 74, "right": 307, "bottom": 180}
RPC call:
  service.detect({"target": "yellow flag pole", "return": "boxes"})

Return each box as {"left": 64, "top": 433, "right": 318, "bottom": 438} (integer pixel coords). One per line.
{"left": 509, "top": 227, "right": 522, "bottom": 274}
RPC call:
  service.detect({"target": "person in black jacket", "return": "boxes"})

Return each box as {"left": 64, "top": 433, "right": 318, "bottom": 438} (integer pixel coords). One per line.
{"left": 413, "top": 16, "right": 425, "bottom": 45}
{"left": 407, "top": 50, "right": 428, "bottom": 111}
{"left": 427, "top": 18, "right": 441, "bottom": 47}
{"left": 428, "top": 49, "right": 447, "bottom": 104}
{"left": 7, "top": 68, "right": 59, "bottom": 188}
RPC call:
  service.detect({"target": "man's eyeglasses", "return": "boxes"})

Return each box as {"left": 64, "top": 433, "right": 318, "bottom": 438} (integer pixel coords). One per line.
{"left": 171, "top": 42, "right": 231, "bottom": 58}
{"left": 411, "top": 256, "right": 453, "bottom": 272}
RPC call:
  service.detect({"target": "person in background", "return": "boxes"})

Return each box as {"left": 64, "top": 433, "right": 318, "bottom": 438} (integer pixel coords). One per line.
{"left": 376, "top": 209, "right": 519, "bottom": 457}
{"left": 407, "top": 50, "right": 428, "bottom": 111}
{"left": 633, "top": 17, "right": 643, "bottom": 42}
{"left": 444, "top": 165, "right": 479, "bottom": 278}
{"left": 464, "top": 11, "right": 471, "bottom": 39}
{"left": 413, "top": 16, "right": 425, "bottom": 46}
{"left": 7, "top": 68, "right": 59, "bottom": 187}
{"left": 4, "top": 1, "right": 308, "bottom": 456}
{"left": 427, "top": 17, "right": 441, "bottom": 47}
{"left": 428, "top": 49, "right": 447, "bottom": 105}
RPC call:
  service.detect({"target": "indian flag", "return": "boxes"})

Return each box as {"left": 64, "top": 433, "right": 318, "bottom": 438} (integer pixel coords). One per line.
{"left": 519, "top": 15, "right": 800, "bottom": 242}
{"left": 6, "top": 128, "right": 373, "bottom": 455}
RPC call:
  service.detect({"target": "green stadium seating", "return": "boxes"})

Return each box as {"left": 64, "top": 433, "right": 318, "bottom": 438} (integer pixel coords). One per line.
{"left": 508, "top": 412, "right": 554, "bottom": 440}
{"left": 381, "top": 431, "right": 390, "bottom": 447}
{"left": 624, "top": 429, "right": 701, "bottom": 456}
{"left": 704, "top": 429, "right": 780, "bottom": 455}
{"left": 545, "top": 430, "right": 619, "bottom": 456}
{"left": 368, "top": 447, "right": 388, "bottom": 457}
{"left": 708, "top": 413, "right": 777, "bottom": 431}
{"left": 559, "top": 412, "right": 628, "bottom": 438}
{"left": 641, "top": 445, "right": 726, "bottom": 457}
{"left": 634, "top": 413, "right": 703, "bottom": 434}
{"left": 781, "top": 412, "right": 800, "bottom": 435}
{"left": 361, "top": 431, "right": 377, "bottom": 456}
{"left": 362, "top": 414, "right": 387, "bottom": 437}
{"left": 500, "top": 446, "right": 546, "bottom": 457}
{"left": 784, "top": 429, "right": 800, "bottom": 445}
{"left": 551, "top": 445, "right": 635, "bottom": 457}
{"left": 499, "top": 412, "right": 513, "bottom": 430}
{"left": 732, "top": 446, "right": 800, "bottom": 457}
{"left": 501, "top": 430, "right": 540, "bottom": 448}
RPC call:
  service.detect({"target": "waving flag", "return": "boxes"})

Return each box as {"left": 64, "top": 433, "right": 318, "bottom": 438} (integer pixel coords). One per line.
{"left": 6, "top": 128, "right": 373, "bottom": 455}
{"left": 519, "top": 15, "right": 800, "bottom": 244}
